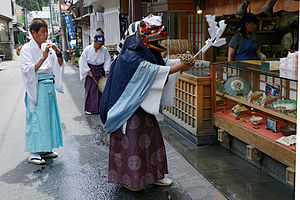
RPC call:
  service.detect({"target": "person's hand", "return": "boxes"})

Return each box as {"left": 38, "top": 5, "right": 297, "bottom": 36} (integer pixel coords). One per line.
{"left": 88, "top": 71, "right": 93, "bottom": 77}
{"left": 105, "top": 71, "right": 109, "bottom": 76}
{"left": 42, "top": 44, "right": 51, "bottom": 60}
{"left": 51, "top": 44, "right": 61, "bottom": 54}
{"left": 180, "top": 58, "right": 195, "bottom": 71}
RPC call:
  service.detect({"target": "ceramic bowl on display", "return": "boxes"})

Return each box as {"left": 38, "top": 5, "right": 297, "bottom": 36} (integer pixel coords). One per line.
{"left": 280, "top": 125, "right": 296, "bottom": 136}
{"left": 224, "top": 77, "right": 250, "bottom": 97}
{"left": 250, "top": 116, "right": 263, "bottom": 125}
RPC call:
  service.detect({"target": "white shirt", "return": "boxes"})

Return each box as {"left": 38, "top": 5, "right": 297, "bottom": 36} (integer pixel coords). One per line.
{"left": 281, "top": 32, "right": 298, "bottom": 55}
{"left": 20, "top": 39, "right": 64, "bottom": 111}
{"left": 79, "top": 44, "right": 111, "bottom": 81}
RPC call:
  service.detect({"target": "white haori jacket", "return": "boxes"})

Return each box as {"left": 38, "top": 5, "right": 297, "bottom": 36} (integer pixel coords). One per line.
{"left": 79, "top": 44, "right": 111, "bottom": 81}
{"left": 20, "top": 39, "right": 64, "bottom": 112}
{"left": 141, "top": 59, "right": 180, "bottom": 115}
{"left": 120, "top": 59, "right": 180, "bottom": 134}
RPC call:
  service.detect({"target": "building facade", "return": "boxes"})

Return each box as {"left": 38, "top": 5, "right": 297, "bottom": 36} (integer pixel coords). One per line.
{"left": 0, "top": 0, "right": 15, "bottom": 60}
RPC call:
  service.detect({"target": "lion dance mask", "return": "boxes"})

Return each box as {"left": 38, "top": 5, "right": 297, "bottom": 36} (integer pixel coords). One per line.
{"left": 139, "top": 14, "right": 168, "bottom": 52}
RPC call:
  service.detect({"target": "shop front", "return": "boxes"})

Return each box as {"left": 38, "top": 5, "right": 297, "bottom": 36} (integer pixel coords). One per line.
{"left": 207, "top": 0, "right": 299, "bottom": 187}
{"left": 150, "top": 0, "right": 299, "bottom": 187}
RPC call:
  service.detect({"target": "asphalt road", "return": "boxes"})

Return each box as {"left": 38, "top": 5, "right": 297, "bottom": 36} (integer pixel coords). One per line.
{"left": 0, "top": 58, "right": 194, "bottom": 200}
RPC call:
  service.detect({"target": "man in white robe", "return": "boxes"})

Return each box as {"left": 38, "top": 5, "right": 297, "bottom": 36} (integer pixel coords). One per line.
{"left": 79, "top": 34, "right": 111, "bottom": 115}
{"left": 20, "top": 18, "right": 64, "bottom": 165}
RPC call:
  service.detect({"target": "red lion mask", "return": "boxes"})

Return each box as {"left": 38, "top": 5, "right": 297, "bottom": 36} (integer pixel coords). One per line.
{"left": 139, "top": 15, "right": 168, "bottom": 52}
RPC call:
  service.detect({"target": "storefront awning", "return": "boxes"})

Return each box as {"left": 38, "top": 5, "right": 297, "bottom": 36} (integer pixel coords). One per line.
{"left": 17, "top": 26, "right": 26, "bottom": 33}
{"left": 205, "top": 0, "right": 300, "bottom": 16}
{"left": 73, "top": 13, "right": 91, "bottom": 21}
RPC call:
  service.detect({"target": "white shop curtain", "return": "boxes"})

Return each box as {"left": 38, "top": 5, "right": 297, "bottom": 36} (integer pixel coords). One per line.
{"left": 104, "top": 9, "right": 120, "bottom": 45}
{"left": 90, "top": 12, "right": 104, "bottom": 43}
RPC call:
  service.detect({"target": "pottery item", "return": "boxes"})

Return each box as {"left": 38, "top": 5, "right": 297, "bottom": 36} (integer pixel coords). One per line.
{"left": 273, "top": 100, "right": 297, "bottom": 112}
{"left": 250, "top": 116, "right": 263, "bottom": 125}
{"left": 280, "top": 125, "right": 296, "bottom": 136}
{"left": 224, "top": 77, "right": 250, "bottom": 97}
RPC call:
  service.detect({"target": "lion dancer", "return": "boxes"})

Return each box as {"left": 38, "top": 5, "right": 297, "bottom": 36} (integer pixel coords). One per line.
{"left": 79, "top": 34, "right": 111, "bottom": 115}
{"left": 100, "top": 14, "right": 194, "bottom": 191}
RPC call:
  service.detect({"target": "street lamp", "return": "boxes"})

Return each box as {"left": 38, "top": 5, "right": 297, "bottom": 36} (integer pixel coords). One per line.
{"left": 196, "top": 0, "right": 202, "bottom": 15}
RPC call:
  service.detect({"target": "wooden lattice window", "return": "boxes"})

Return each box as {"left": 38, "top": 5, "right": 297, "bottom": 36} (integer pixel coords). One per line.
{"left": 188, "top": 14, "right": 203, "bottom": 57}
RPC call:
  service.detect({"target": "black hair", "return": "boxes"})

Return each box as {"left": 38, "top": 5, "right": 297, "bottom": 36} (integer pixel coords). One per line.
{"left": 29, "top": 18, "right": 48, "bottom": 34}
{"left": 96, "top": 27, "right": 104, "bottom": 34}
{"left": 235, "top": 13, "right": 258, "bottom": 37}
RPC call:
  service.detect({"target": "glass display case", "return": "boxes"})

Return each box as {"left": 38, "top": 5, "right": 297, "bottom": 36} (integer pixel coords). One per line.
{"left": 212, "top": 61, "right": 297, "bottom": 186}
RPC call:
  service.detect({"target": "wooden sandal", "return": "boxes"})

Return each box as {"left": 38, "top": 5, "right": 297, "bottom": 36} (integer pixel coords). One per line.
{"left": 40, "top": 152, "right": 58, "bottom": 158}
{"left": 28, "top": 157, "right": 46, "bottom": 165}
{"left": 123, "top": 186, "right": 143, "bottom": 192}
{"left": 153, "top": 178, "right": 173, "bottom": 186}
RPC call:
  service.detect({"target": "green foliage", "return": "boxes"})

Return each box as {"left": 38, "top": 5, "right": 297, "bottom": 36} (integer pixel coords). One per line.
{"left": 74, "top": 46, "right": 80, "bottom": 57}
{"left": 16, "top": 0, "right": 51, "bottom": 11}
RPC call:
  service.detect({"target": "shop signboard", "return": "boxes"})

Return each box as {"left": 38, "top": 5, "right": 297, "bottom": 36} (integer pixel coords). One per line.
{"left": 51, "top": 3, "right": 60, "bottom": 26}
{"left": 64, "top": 14, "right": 76, "bottom": 40}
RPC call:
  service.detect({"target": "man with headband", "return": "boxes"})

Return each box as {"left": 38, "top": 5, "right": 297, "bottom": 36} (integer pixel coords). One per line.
{"left": 79, "top": 34, "right": 111, "bottom": 115}
{"left": 100, "top": 14, "right": 194, "bottom": 191}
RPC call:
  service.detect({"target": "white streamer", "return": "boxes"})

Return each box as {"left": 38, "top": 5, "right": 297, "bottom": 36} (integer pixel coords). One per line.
{"left": 193, "top": 15, "right": 227, "bottom": 58}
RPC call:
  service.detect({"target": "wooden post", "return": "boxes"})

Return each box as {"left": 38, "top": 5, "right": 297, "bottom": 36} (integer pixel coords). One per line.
{"left": 286, "top": 167, "right": 295, "bottom": 186}
{"left": 218, "top": 129, "right": 228, "bottom": 142}
{"left": 246, "top": 145, "right": 262, "bottom": 161}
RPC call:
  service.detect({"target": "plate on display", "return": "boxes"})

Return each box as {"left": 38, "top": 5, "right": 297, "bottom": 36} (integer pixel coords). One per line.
{"left": 272, "top": 100, "right": 297, "bottom": 111}
{"left": 224, "top": 77, "right": 250, "bottom": 97}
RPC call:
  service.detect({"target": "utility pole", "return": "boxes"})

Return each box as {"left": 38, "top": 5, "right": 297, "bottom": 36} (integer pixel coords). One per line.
{"left": 23, "top": 0, "right": 28, "bottom": 42}
{"left": 58, "top": 0, "right": 67, "bottom": 56}
{"left": 49, "top": 1, "right": 55, "bottom": 38}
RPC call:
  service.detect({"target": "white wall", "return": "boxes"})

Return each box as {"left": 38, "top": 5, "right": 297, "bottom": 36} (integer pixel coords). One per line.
{"left": 0, "top": 0, "right": 13, "bottom": 19}
{"left": 82, "top": 26, "right": 90, "bottom": 49}
{"left": 89, "top": 0, "right": 120, "bottom": 45}
{"left": 101, "top": 0, "right": 119, "bottom": 13}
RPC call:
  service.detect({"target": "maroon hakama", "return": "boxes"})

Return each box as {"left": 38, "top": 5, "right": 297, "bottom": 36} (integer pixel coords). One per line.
{"left": 84, "top": 63, "right": 105, "bottom": 114}
{"left": 108, "top": 108, "right": 168, "bottom": 190}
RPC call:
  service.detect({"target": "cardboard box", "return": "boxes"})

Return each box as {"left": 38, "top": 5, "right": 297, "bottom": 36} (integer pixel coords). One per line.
{"left": 261, "top": 61, "right": 280, "bottom": 71}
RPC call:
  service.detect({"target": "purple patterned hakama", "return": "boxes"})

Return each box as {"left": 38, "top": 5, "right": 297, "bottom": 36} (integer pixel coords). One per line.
{"left": 84, "top": 63, "right": 105, "bottom": 114}
{"left": 108, "top": 108, "right": 168, "bottom": 190}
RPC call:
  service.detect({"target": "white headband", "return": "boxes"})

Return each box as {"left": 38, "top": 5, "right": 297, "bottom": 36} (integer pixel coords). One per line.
{"left": 142, "top": 15, "right": 162, "bottom": 26}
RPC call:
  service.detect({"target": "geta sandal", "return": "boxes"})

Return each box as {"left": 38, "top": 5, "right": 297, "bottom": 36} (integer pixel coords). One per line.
{"left": 28, "top": 157, "right": 46, "bottom": 165}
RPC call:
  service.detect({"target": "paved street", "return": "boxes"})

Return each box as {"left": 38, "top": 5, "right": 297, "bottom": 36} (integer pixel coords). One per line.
{"left": 0, "top": 57, "right": 225, "bottom": 200}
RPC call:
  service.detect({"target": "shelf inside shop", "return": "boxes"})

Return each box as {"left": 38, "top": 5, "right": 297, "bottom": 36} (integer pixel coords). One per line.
{"left": 216, "top": 91, "right": 297, "bottom": 124}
